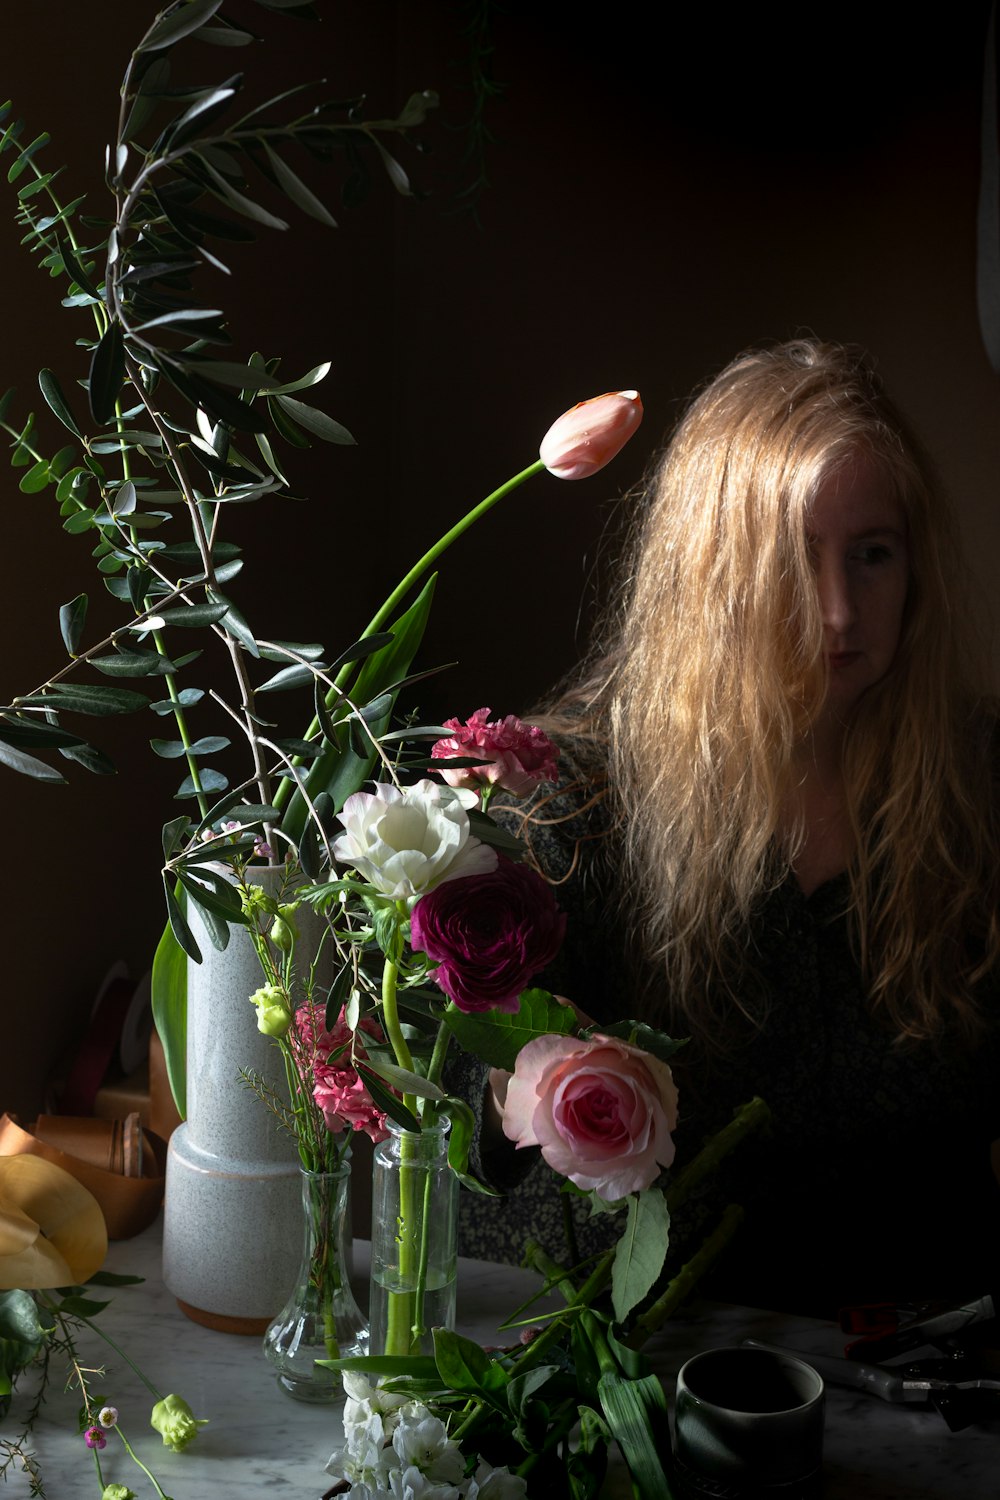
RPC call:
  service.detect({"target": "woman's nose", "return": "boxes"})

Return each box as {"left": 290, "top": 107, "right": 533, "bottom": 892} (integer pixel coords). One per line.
{"left": 816, "top": 558, "right": 857, "bottom": 635}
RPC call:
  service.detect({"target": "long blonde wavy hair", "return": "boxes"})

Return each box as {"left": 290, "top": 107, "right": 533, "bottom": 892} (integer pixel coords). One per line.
{"left": 545, "top": 339, "right": 999, "bottom": 1044}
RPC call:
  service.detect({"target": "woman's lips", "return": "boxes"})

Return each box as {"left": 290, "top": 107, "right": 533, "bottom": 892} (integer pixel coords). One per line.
{"left": 826, "top": 651, "right": 861, "bottom": 669}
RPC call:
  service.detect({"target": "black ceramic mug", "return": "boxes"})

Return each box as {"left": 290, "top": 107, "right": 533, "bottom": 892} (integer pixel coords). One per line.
{"left": 673, "top": 1345, "right": 824, "bottom": 1498}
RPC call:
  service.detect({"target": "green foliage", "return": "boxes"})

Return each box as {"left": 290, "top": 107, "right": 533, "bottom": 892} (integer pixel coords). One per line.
{"left": 442, "top": 987, "right": 576, "bottom": 1071}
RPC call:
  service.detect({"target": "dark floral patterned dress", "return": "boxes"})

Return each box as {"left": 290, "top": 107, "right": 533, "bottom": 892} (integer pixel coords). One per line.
{"left": 453, "top": 778, "right": 1000, "bottom": 1319}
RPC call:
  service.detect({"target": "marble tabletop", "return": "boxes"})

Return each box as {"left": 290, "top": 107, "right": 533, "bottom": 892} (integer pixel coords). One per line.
{"left": 4, "top": 1221, "right": 998, "bottom": 1499}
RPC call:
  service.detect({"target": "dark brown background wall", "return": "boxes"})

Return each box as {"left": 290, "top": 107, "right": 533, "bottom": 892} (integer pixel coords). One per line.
{"left": 1, "top": 1, "right": 997, "bottom": 1115}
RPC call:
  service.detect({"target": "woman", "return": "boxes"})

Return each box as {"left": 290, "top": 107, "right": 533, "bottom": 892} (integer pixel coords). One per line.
{"left": 459, "top": 339, "right": 1000, "bottom": 1318}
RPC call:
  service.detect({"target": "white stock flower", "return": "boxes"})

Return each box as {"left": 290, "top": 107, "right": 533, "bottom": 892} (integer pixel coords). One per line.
{"left": 333, "top": 780, "right": 497, "bottom": 900}
{"left": 463, "top": 1460, "right": 529, "bottom": 1500}
{"left": 392, "top": 1404, "right": 464, "bottom": 1484}
{"left": 389, "top": 1467, "right": 462, "bottom": 1500}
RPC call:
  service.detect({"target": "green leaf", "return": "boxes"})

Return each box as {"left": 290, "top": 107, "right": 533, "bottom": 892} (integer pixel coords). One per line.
{"left": 151, "top": 734, "right": 230, "bottom": 759}
{"left": 432, "top": 1329, "right": 508, "bottom": 1406}
{"left": 113, "top": 481, "right": 137, "bottom": 517}
{"left": 59, "top": 593, "right": 88, "bottom": 655}
{"left": 611, "top": 1192, "right": 670, "bottom": 1324}
{"left": 597, "top": 1369, "right": 673, "bottom": 1499}
{"left": 355, "top": 1066, "right": 419, "bottom": 1132}
{"left": 178, "top": 869, "right": 242, "bottom": 929}
{"left": 197, "top": 153, "right": 289, "bottom": 230}
{"left": 284, "top": 577, "right": 436, "bottom": 838}
{"left": 17, "top": 684, "right": 150, "bottom": 715}
{"left": 362, "top": 1058, "right": 445, "bottom": 1101}
{"left": 257, "top": 661, "right": 322, "bottom": 693}
{"left": 595, "top": 1021, "right": 687, "bottom": 1066}
{"left": 140, "top": 0, "right": 225, "bottom": 51}
{"left": 92, "top": 650, "right": 174, "bottom": 677}
{"left": 38, "top": 367, "right": 82, "bottom": 436}
{"left": 151, "top": 688, "right": 205, "bottom": 714}
{"left": 0, "top": 718, "right": 84, "bottom": 750}
{"left": 273, "top": 392, "right": 354, "bottom": 444}
{"left": 441, "top": 1094, "right": 497, "bottom": 1194}
{"left": 0, "top": 738, "right": 65, "bottom": 781}
{"left": 443, "top": 989, "right": 576, "bottom": 1072}
{"left": 59, "top": 741, "right": 117, "bottom": 775}
{"left": 163, "top": 876, "right": 201, "bottom": 963}
{"left": 175, "top": 768, "right": 228, "bottom": 798}
{"left": 18, "top": 458, "right": 50, "bottom": 493}
{"left": 152, "top": 912, "right": 188, "bottom": 1117}
{"left": 184, "top": 360, "right": 285, "bottom": 391}
{"left": 0, "top": 1289, "right": 49, "bottom": 1390}
{"left": 263, "top": 142, "right": 338, "bottom": 227}
{"left": 88, "top": 320, "right": 125, "bottom": 426}
{"left": 155, "top": 601, "right": 231, "bottom": 628}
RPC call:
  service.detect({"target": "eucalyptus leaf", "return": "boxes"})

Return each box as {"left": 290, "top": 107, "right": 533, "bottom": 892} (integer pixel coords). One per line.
{"left": 151, "top": 734, "right": 230, "bottom": 759}
{"left": 175, "top": 768, "right": 229, "bottom": 798}
{"left": 150, "top": 688, "right": 205, "bottom": 714}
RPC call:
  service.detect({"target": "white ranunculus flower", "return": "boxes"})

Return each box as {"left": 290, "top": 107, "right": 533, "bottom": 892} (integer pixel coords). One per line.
{"left": 463, "top": 1460, "right": 529, "bottom": 1500}
{"left": 391, "top": 1404, "right": 465, "bottom": 1484}
{"left": 333, "top": 779, "right": 497, "bottom": 900}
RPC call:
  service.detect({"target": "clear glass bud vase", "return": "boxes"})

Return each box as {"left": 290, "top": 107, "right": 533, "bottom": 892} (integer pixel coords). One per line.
{"left": 263, "top": 1158, "right": 369, "bottom": 1401}
{"left": 369, "top": 1119, "right": 458, "bottom": 1357}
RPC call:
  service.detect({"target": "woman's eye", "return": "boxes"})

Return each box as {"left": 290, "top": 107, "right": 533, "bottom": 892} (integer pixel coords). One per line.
{"left": 853, "top": 544, "right": 893, "bottom": 566}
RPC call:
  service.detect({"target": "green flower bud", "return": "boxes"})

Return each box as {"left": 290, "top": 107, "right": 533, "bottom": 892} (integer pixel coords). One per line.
{"left": 249, "top": 984, "right": 292, "bottom": 1038}
{"left": 150, "top": 1393, "right": 208, "bottom": 1453}
{"left": 240, "top": 883, "right": 278, "bottom": 919}
{"left": 102, "top": 1484, "right": 137, "bottom": 1500}
{"left": 268, "top": 917, "right": 293, "bottom": 952}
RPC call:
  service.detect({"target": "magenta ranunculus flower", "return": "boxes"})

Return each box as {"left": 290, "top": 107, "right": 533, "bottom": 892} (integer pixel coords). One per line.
{"left": 539, "top": 390, "right": 643, "bottom": 480}
{"left": 410, "top": 857, "right": 566, "bottom": 1013}
{"left": 430, "top": 708, "right": 559, "bottom": 799}
{"left": 501, "top": 1032, "right": 678, "bottom": 1200}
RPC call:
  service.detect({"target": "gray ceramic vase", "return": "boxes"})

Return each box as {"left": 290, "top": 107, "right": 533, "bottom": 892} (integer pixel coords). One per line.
{"left": 162, "top": 867, "right": 317, "bottom": 1333}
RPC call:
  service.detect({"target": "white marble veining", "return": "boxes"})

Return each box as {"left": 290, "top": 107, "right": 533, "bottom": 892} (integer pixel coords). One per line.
{"left": 5, "top": 1222, "right": 998, "bottom": 1498}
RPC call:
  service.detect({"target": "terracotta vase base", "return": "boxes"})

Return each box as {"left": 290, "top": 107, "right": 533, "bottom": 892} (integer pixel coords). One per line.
{"left": 175, "top": 1297, "right": 272, "bottom": 1336}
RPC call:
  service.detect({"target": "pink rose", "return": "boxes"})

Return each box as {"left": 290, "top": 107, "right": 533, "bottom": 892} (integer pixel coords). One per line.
{"left": 292, "top": 1003, "right": 389, "bottom": 1143}
{"left": 430, "top": 708, "right": 559, "bottom": 798}
{"left": 538, "top": 390, "right": 643, "bottom": 480}
{"left": 502, "top": 1033, "right": 678, "bottom": 1200}
{"left": 410, "top": 857, "right": 566, "bottom": 1013}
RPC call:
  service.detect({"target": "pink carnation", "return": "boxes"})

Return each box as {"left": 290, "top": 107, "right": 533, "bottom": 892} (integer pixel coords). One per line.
{"left": 292, "top": 1003, "right": 389, "bottom": 1143}
{"left": 502, "top": 1032, "right": 678, "bottom": 1200}
{"left": 430, "top": 708, "right": 559, "bottom": 799}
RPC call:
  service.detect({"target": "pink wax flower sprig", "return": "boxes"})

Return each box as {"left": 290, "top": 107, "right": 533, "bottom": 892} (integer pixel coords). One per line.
{"left": 410, "top": 856, "right": 566, "bottom": 1013}
{"left": 430, "top": 708, "right": 559, "bottom": 804}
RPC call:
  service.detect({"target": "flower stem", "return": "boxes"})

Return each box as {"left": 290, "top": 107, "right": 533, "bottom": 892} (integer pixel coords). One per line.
{"left": 116, "top": 1425, "right": 172, "bottom": 1500}
{"left": 274, "top": 459, "right": 545, "bottom": 818}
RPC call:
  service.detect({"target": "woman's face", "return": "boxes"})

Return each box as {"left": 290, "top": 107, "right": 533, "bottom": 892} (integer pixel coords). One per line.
{"left": 805, "top": 457, "right": 910, "bottom": 721}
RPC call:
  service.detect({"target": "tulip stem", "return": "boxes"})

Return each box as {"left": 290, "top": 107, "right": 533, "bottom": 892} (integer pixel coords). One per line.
{"left": 273, "top": 459, "right": 545, "bottom": 816}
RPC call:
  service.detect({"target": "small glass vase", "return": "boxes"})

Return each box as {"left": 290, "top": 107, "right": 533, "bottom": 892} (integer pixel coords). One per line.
{"left": 369, "top": 1118, "right": 458, "bottom": 1357}
{"left": 263, "top": 1158, "right": 369, "bottom": 1402}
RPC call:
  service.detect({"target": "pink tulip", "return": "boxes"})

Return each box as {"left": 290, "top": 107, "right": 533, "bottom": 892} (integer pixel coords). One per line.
{"left": 538, "top": 390, "right": 643, "bottom": 480}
